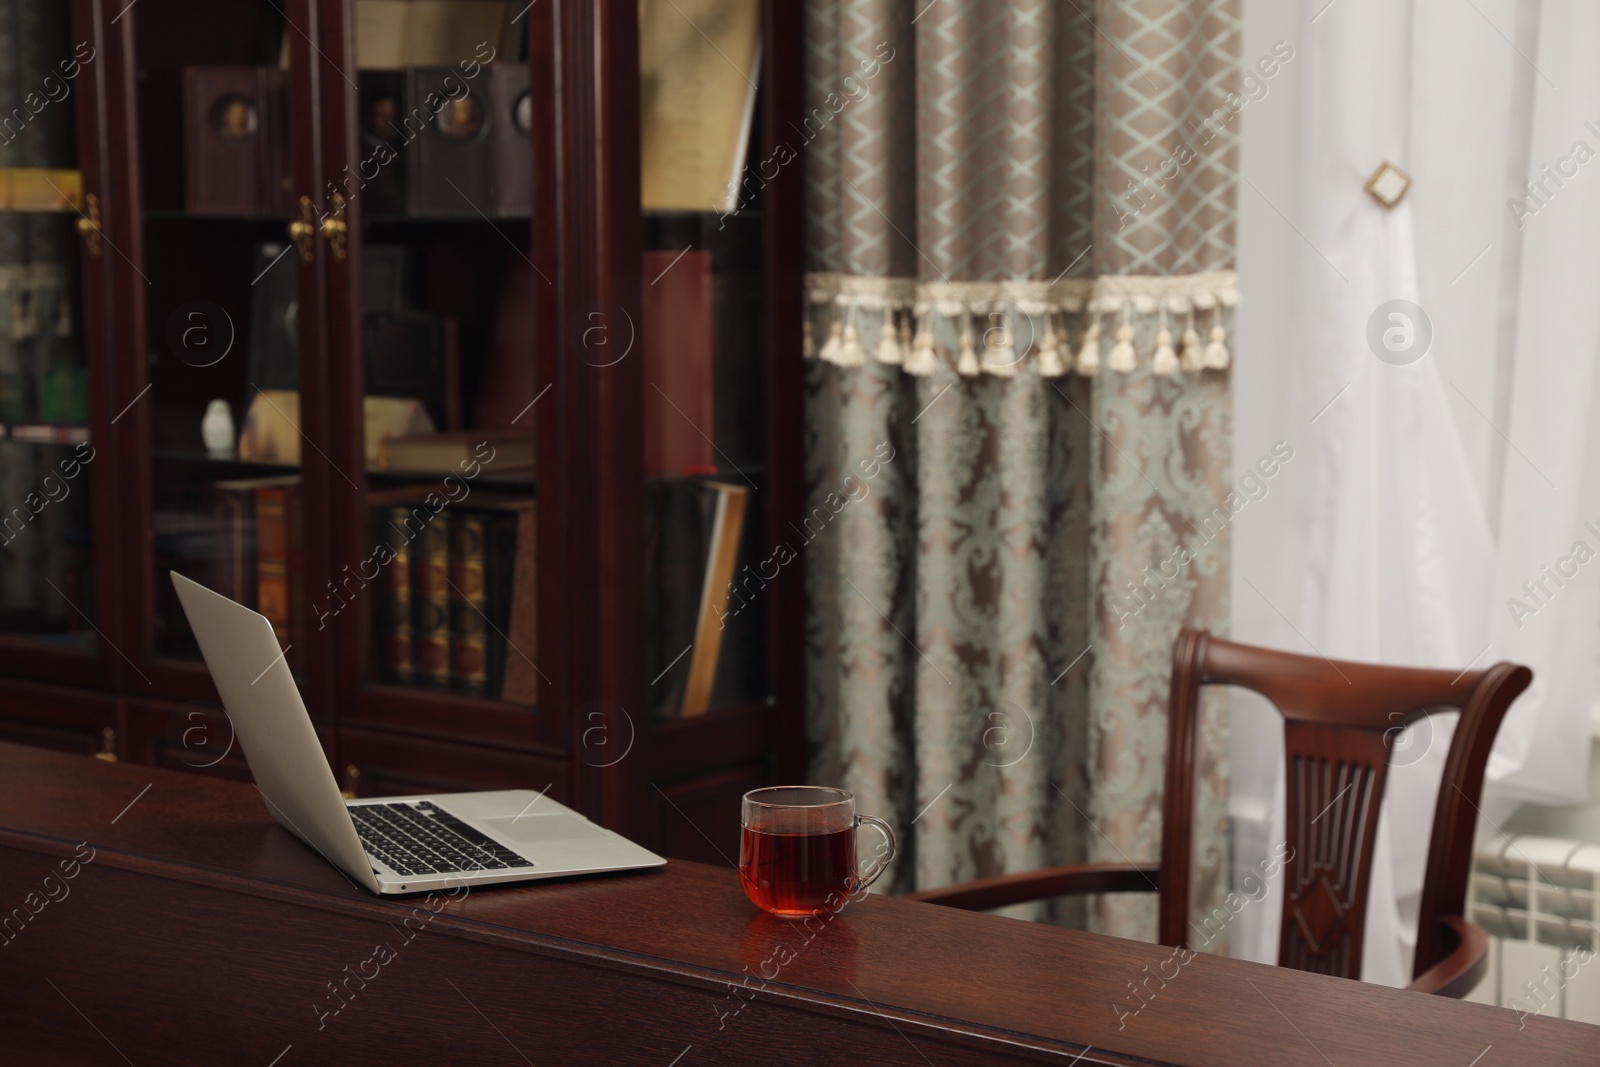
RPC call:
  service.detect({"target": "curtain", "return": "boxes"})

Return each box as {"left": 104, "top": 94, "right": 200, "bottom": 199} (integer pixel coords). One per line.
{"left": 802, "top": 0, "right": 1240, "bottom": 941}
{"left": 1233, "top": 0, "right": 1600, "bottom": 984}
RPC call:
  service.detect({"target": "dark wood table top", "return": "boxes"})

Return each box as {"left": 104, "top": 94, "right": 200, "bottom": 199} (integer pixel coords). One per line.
{"left": 0, "top": 741, "right": 1594, "bottom": 1066}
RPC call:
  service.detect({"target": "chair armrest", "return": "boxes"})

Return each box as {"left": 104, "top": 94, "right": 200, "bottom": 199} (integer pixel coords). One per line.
{"left": 906, "top": 862, "right": 1160, "bottom": 912}
{"left": 1406, "top": 916, "right": 1489, "bottom": 997}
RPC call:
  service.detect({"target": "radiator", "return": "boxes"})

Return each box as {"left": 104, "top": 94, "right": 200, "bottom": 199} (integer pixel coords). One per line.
{"left": 1466, "top": 834, "right": 1600, "bottom": 1023}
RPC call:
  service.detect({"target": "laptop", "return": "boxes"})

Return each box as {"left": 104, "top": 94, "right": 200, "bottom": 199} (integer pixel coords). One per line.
{"left": 171, "top": 571, "right": 665, "bottom": 894}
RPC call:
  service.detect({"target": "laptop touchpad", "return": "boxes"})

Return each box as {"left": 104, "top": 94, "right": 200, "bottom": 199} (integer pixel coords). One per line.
{"left": 481, "top": 814, "right": 611, "bottom": 845}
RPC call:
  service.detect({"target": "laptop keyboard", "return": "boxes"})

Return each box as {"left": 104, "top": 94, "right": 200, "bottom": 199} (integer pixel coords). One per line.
{"left": 350, "top": 800, "right": 532, "bottom": 877}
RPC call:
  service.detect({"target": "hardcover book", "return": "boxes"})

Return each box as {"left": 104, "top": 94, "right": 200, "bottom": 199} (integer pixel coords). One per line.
{"left": 412, "top": 512, "right": 452, "bottom": 688}
{"left": 253, "top": 480, "right": 304, "bottom": 670}
{"left": 448, "top": 511, "right": 517, "bottom": 697}
{"left": 645, "top": 479, "right": 759, "bottom": 719}
{"left": 354, "top": 1, "right": 519, "bottom": 68}
{"left": 208, "top": 474, "right": 300, "bottom": 610}
{"left": 379, "top": 430, "right": 534, "bottom": 474}
{"left": 639, "top": 0, "right": 761, "bottom": 212}
{"left": 405, "top": 67, "right": 493, "bottom": 218}
{"left": 378, "top": 505, "right": 416, "bottom": 685}
{"left": 642, "top": 249, "right": 715, "bottom": 479}
{"left": 183, "top": 66, "right": 293, "bottom": 216}
{"left": 488, "top": 63, "right": 531, "bottom": 217}
{"left": 357, "top": 72, "right": 408, "bottom": 216}
{"left": 498, "top": 503, "right": 539, "bottom": 705}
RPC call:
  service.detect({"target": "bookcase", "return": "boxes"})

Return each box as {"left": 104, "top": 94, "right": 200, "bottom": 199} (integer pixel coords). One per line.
{"left": 0, "top": 0, "right": 805, "bottom": 866}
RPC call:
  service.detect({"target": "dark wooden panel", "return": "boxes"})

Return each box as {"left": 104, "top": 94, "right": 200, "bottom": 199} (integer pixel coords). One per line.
{"left": 2, "top": 1019, "right": 178, "bottom": 1067}
{"left": 337, "top": 726, "right": 569, "bottom": 803}
{"left": 120, "top": 699, "right": 334, "bottom": 785}
{"left": 759, "top": 0, "right": 808, "bottom": 786}
{"left": 650, "top": 701, "right": 771, "bottom": 779}
{"left": 529, "top": 0, "right": 648, "bottom": 841}
{"left": 657, "top": 761, "right": 766, "bottom": 867}
{"left": 0, "top": 681, "right": 114, "bottom": 757}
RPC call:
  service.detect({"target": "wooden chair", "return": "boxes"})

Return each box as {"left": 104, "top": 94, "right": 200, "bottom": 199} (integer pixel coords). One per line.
{"left": 908, "top": 629, "right": 1533, "bottom": 996}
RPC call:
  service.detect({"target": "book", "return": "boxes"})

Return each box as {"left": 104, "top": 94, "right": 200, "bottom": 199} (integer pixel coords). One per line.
{"left": 639, "top": 0, "right": 761, "bottom": 212}
{"left": 208, "top": 473, "right": 300, "bottom": 608}
{"left": 645, "top": 479, "right": 751, "bottom": 718}
{"left": 379, "top": 429, "right": 533, "bottom": 474}
{"left": 183, "top": 66, "right": 292, "bottom": 216}
{"left": 680, "top": 482, "right": 748, "bottom": 718}
{"left": 449, "top": 511, "right": 517, "bottom": 697}
{"left": 378, "top": 505, "right": 416, "bottom": 685}
{"left": 498, "top": 503, "right": 539, "bottom": 705}
{"left": 354, "top": 1, "right": 518, "bottom": 68}
{"left": 642, "top": 249, "right": 715, "bottom": 478}
{"left": 488, "top": 64, "right": 531, "bottom": 217}
{"left": 254, "top": 480, "right": 303, "bottom": 668}
{"left": 237, "top": 390, "right": 435, "bottom": 467}
{"left": 357, "top": 72, "right": 408, "bottom": 216}
{"left": 405, "top": 67, "right": 493, "bottom": 218}
{"left": 413, "top": 512, "right": 452, "bottom": 688}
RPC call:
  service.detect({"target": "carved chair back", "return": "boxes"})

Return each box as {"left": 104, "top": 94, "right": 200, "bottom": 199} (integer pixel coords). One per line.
{"left": 1163, "top": 629, "right": 1531, "bottom": 981}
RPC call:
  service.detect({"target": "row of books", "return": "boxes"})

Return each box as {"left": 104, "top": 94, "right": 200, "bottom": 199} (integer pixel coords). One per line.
{"left": 196, "top": 473, "right": 759, "bottom": 717}
{"left": 193, "top": 476, "right": 536, "bottom": 703}
{"left": 376, "top": 501, "right": 538, "bottom": 702}
{"left": 184, "top": 64, "right": 531, "bottom": 218}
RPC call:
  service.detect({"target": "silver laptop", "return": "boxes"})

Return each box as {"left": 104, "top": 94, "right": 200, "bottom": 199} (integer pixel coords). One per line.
{"left": 171, "top": 571, "right": 665, "bottom": 895}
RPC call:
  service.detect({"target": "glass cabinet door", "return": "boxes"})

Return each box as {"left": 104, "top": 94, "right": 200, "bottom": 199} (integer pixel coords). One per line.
{"left": 119, "top": 1, "right": 315, "bottom": 697}
{"left": 638, "top": 0, "right": 770, "bottom": 724}
{"left": 0, "top": 1, "right": 104, "bottom": 673}
{"left": 315, "top": 1, "right": 544, "bottom": 734}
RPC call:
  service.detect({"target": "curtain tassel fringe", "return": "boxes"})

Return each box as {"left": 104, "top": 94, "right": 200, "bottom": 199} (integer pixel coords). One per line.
{"left": 1203, "top": 325, "right": 1230, "bottom": 370}
{"left": 1037, "top": 324, "right": 1067, "bottom": 378}
{"left": 875, "top": 314, "right": 904, "bottom": 365}
{"left": 839, "top": 322, "right": 866, "bottom": 366}
{"left": 1109, "top": 322, "right": 1137, "bottom": 373}
{"left": 981, "top": 322, "right": 1016, "bottom": 377}
{"left": 905, "top": 328, "right": 939, "bottom": 376}
{"left": 1075, "top": 320, "right": 1102, "bottom": 377}
{"left": 956, "top": 327, "right": 980, "bottom": 377}
{"left": 1179, "top": 324, "right": 1204, "bottom": 372}
{"left": 1152, "top": 328, "right": 1179, "bottom": 376}
{"left": 817, "top": 317, "right": 843, "bottom": 364}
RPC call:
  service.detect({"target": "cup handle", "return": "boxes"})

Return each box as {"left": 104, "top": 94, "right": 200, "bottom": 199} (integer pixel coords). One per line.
{"left": 852, "top": 813, "right": 898, "bottom": 895}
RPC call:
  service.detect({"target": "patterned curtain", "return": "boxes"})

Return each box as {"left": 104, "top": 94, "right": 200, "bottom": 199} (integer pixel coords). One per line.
{"left": 802, "top": 0, "right": 1238, "bottom": 942}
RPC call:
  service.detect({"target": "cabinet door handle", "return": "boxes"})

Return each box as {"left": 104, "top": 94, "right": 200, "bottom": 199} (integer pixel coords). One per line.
{"left": 341, "top": 764, "right": 361, "bottom": 800}
{"left": 323, "top": 192, "right": 348, "bottom": 261}
{"left": 94, "top": 726, "right": 117, "bottom": 762}
{"left": 288, "top": 195, "right": 316, "bottom": 262}
{"left": 75, "top": 193, "right": 102, "bottom": 257}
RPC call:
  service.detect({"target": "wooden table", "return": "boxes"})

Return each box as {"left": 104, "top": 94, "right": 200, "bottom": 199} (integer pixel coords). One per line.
{"left": 0, "top": 742, "right": 1592, "bottom": 1065}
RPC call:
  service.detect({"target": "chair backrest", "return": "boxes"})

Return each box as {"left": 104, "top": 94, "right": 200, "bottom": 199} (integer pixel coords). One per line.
{"left": 1161, "top": 629, "right": 1531, "bottom": 982}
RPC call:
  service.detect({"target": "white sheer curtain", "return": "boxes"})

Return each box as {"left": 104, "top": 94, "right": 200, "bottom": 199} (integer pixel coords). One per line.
{"left": 1232, "top": 0, "right": 1600, "bottom": 985}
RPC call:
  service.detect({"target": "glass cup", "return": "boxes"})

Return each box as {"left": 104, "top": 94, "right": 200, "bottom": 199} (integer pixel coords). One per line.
{"left": 738, "top": 786, "right": 897, "bottom": 918}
